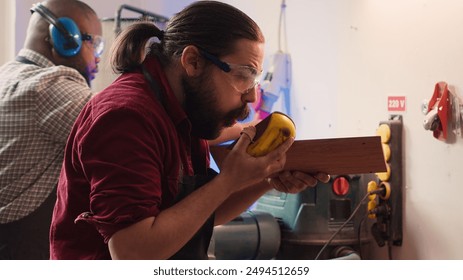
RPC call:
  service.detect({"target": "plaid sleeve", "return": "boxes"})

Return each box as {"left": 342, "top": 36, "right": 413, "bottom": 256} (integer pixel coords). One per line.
{"left": 36, "top": 67, "right": 93, "bottom": 143}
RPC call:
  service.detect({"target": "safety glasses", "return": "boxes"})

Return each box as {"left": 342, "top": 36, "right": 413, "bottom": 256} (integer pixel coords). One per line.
{"left": 82, "top": 33, "right": 104, "bottom": 58}
{"left": 199, "top": 48, "right": 262, "bottom": 93}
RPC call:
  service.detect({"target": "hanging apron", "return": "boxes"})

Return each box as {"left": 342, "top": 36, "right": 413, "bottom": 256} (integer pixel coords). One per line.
{"left": 169, "top": 168, "right": 218, "bottom": 260}
{"left": 142, "top": 65, "right": 216, "bottom": 260}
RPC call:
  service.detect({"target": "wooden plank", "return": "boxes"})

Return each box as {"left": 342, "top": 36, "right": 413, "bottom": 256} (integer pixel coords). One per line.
{"left": 210, "top": 136, "right": 387, "bottom": 175}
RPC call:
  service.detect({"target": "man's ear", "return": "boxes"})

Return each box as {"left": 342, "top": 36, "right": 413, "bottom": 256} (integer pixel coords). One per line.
{"left": 181, "top": 45, "right": 205, "bottom": 77}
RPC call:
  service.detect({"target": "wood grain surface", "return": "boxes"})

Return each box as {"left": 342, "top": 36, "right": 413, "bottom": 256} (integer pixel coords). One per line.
{"left": 210, "top": 136, "right": 387, "bottom": 175}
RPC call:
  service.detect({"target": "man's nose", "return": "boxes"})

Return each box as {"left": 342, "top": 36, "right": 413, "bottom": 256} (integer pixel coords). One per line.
{"left": 242, "top": 84, "right": 258, "bottom": 103}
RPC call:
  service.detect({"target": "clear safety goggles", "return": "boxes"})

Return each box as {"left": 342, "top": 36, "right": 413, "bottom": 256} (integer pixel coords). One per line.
{"left": 82, "top": 33, "right": 104, "bottom": 58}
{"left": 199, "top": 48, "right": 262, "bottom": 93}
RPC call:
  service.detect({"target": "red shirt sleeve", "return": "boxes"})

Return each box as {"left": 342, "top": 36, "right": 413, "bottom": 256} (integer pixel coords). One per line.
{"left": 74, "top": 107, "right": 171, "bottom": 242}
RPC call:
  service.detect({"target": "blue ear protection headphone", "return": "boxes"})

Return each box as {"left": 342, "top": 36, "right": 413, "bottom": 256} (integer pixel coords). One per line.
{"left": 30, "top": 3, "right": 82, "bottom": 57}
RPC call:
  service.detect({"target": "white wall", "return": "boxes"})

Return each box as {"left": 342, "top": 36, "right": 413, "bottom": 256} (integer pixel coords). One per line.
{"left": 4, "top": 0, "right": 463, "bottom": 259}
{"left": 336, "top": 0, "right": 463, "bottom": 259}
{"left": 0, "top": 0, "right": 16, "bottom": 63}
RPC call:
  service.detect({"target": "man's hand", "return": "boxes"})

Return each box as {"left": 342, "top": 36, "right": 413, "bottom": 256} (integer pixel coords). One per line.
{"left": 267, "top": 171, "right": 330, "bottom": 194}
{"left": 218, "top": 126, "right": 292, "bottom": 192}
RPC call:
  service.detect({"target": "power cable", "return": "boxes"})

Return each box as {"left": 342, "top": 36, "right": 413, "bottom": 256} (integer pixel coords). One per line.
{"left": 314, "top": 188, "right": 385, "bottom": 260}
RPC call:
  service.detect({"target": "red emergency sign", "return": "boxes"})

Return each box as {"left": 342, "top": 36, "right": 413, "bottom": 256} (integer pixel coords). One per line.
{"left": 387, "top": 96, "right": 406, "bottom": 112}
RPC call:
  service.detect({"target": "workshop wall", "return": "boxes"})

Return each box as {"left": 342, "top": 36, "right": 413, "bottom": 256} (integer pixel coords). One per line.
{"left": 4, "top": 0, "right": 462, "bottom": 259}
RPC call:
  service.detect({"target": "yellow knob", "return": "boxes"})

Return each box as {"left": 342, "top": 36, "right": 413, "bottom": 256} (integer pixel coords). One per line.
{"left": 379, "top": 181, "right": 391, "bottom": 200}
{"left": 376, "top": 124, "right": 391, "bottom": 143}
{"left": 368, "top": 200, "right": 377, "bottom": 219}
{"left": 367, "top": 180, "right": 378, "bottom": 200}
{"left": 376, "top": 163, "right": 391, "bottom": 181}
{"left": 382, "top": 143, "right": 391, "bottom": 162}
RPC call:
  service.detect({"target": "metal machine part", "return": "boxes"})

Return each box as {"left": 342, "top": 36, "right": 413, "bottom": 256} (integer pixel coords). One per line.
{"left": 253, "top": 175, "right": 373, "bottom": 260}
{"left": 331, "top": 246, "right": 361, "bottom": 260}
{"left": 92, "top": 5, "right": 168, "bottom": 93}
{"left": 211, "top": 175, "right": 372, "bottom": 260}
{"left": 114, "top": 4, "right": 168, "bottom": 36}
{"left": 210, "top": 211, "right": 281, "bottom": 260}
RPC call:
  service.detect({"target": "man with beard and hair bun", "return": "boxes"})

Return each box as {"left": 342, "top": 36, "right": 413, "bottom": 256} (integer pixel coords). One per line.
{"left": 0, "top": 0, "right": 102, "bottom": 259}
{"left": 49, "top": 1, "right": 329, "bottom": 260}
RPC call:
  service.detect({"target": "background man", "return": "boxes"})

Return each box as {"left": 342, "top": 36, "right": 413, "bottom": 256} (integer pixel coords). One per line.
{"left": 0, "top": 0, "right": 102, "bottom": 259}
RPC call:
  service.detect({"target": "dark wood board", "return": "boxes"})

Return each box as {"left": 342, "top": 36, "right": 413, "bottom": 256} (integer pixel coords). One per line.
{"left": 210, "top": 136, "right": 387, "bottom": 175}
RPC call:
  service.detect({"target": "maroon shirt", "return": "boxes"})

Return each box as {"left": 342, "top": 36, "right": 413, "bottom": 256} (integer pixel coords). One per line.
{"left": 49, "top": 56, "right": 210, "bottom": 259}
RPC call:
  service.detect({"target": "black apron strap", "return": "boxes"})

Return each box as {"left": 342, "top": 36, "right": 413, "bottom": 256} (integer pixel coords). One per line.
{"left": 141, "top": 65, "right": 216, "bottom": 260}
{"left": 141, "top": 64, "right": 166, "bottom": 109}
{"left": 170, "top": 168, "right": 218, "bottom": 260}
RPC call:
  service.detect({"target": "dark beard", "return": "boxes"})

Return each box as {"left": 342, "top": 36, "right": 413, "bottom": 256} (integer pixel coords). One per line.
{"left": 80, "top": 70, "right": 91, "bottom": 87}
{"left": 182, "top": 74, "right": 249, "bottom": 140}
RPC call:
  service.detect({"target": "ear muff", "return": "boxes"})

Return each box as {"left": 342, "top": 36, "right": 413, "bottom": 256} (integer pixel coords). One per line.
{"left": 30, "top": 3, "right": 82, "bottom": 57}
